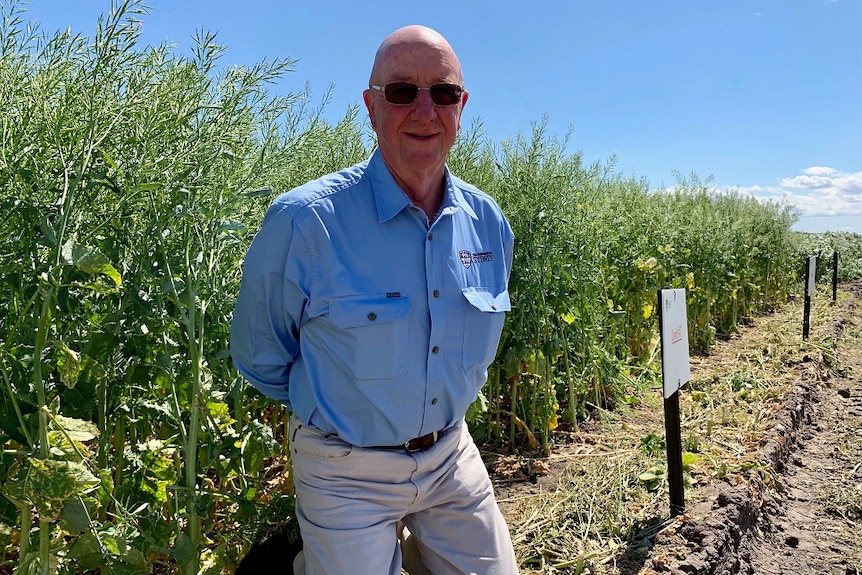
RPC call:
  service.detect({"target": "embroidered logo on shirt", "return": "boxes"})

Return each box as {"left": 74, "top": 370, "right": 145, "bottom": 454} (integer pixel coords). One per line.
{"left": 459, "top": 250, "right": 493, "bottom": 269}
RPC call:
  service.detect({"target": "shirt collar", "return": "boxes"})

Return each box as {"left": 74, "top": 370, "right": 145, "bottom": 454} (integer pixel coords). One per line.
{"left": 368, "top": 149, "right": 478, "bottom": 223}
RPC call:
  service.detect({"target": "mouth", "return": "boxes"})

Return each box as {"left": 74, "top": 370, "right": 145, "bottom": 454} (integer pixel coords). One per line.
{"left": 405, "top": 131, "right": 439, "bottom": 141}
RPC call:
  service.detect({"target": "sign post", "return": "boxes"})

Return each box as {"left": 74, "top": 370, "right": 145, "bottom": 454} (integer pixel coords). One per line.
{"left": 658, "top": 288, "right": 691, "bottom": 517}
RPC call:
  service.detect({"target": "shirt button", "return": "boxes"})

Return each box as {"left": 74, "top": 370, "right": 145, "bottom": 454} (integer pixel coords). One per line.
{"left": 433, "top": 290, "right": 439, "bottom": 298}
{"left": 427, "top": 233, "right": 433, "bottom": 240}
{"left": 491, "top": 305, "right": 497, "bottom": 310}
{"left": 432, "top": 346, "right": 439, "bottom": 354}
{"left": 367, "top": 312, "right": 377, "bottom": 321}
{"left": 431, "top": 398, "right": 438, "bottom": 405}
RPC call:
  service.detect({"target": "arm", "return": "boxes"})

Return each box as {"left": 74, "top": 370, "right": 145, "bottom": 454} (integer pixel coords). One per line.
{"left": 230, "top": 201, "right": 310, "bottom": 405}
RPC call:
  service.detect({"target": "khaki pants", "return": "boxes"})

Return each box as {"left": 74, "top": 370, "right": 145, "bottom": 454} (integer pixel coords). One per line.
{"left": 293, "top": 523, "right": 429, "bottom": 575}
{"left": 289, "top": 416, "right": 519, "bottom": 575}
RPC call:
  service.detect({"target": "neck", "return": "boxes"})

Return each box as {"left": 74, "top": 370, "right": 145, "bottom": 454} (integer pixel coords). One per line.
{"left": 386, "top": 162, "right": 446, "bottom": 219}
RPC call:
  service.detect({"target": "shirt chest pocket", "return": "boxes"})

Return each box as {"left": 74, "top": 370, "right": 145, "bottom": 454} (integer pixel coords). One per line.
{"left": 461, "top": 287, "right": 510, "bottom": 374}
{"left": 329, "top": 295, "right": 411, "bottom": 380}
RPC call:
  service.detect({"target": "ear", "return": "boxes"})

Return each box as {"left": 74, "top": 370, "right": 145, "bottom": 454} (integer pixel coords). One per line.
{"left": 457, "top": 89, "right": 469, "bottom": 131}
{"left": 363, "top": 89, "right": 378, "bottom": 130}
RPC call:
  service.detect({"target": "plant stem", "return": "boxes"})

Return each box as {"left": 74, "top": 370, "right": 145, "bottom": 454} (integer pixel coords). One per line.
{"left": 182, "top": 291, "right": 204, "bottom": 575}
{"left": 32, "top": 284, "right": 53, "bottom": 575}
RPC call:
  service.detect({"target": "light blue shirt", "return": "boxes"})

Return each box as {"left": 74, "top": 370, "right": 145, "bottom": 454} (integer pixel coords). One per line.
{"left": 230, "top": 150, "right": 513, "bottom": 447}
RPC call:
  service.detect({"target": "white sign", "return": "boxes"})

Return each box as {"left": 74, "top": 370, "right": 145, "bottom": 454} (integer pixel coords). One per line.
{"left": 660, "top": 289, "right": 691, "bottom": 398}
{"left": 806, "top": 256, "right": 816, "bottom": 297}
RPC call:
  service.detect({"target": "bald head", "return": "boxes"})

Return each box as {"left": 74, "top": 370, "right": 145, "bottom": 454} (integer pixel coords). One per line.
{"left": 369, "top": 25, "right": 463, "bottom": 86}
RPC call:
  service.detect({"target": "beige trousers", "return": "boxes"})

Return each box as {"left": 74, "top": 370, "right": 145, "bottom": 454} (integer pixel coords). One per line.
{"left": 288, "top": 415, "right": 519, "bottom": 574}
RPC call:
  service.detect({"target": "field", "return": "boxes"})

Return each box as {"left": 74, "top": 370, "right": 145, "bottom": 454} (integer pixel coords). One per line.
{"left": 1, "top": 2, "right": 861, "bottom": 574}
{"left": 493, "top": 282, "right": 862, "bottom": 573}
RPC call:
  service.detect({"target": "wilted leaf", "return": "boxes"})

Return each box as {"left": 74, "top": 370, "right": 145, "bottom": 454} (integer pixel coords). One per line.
{"left": 27, "top": 459, "right": 99, "bottom": 521}
{"left": 548, "top": 410, "right": 558, "bottom": 431}
{"left": 56, "top": 343, "right": 82, "bottom": 389}
{"left": 53, "top": 413, "right": 100, "bottom": 442}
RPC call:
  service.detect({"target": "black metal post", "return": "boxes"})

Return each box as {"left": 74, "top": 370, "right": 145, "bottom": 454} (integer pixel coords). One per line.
{"left": 664, "top": 391, "right": 685, "bottom": 516}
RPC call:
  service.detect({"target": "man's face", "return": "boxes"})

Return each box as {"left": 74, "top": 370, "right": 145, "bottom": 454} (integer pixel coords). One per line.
{"left": 364, "top": 40, "right": 468, "bottom": 184}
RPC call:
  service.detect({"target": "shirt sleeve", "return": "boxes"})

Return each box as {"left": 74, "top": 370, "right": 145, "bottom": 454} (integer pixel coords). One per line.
{"left": 230, "top": 200, "right": 310, "bottom": 405}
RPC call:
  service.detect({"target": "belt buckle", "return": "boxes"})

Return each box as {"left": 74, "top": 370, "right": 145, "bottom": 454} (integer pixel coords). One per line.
{"left": 404, "top": 430, "right": 438, "bottom": 453}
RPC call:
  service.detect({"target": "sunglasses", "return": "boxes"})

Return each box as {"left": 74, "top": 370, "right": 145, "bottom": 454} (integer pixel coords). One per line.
{"left": 369, "top": 82, "right": 463, "bottom": 106}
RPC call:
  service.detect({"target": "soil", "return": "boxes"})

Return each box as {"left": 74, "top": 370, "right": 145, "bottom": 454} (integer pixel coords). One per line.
{"left": 491, "top": 281, "right": 862, "bottom": 575}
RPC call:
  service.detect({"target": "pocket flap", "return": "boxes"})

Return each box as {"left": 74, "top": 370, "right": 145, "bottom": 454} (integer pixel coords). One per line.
{"left": 330, "top": 294, "right": 412, "bottom": 328}
{"left": 461, "top": 287, "right": 511, "bottom": 313}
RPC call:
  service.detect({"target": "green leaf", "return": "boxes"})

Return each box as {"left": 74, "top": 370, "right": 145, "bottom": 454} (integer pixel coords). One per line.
{"left": 244, "top": 186, "right": 273, "bottom": 198}
{"left": 172, "top": 532, "right": 196, "bottom": 566}
{"left": 61, "top": 497, "right": 95, "bottom": 534}
{"left": 60, "top": 240, "right": 122, "bottom": 286}
{"left": 112, "top": 549, "right": 150, "bottom": 575}
{"left": 218, "top": 219, "right": 247, "bottom": 233}
{"left": 134, "top": 182, "right": 162, "bottom": 192}
{"left": 466, "top": 391, "right": 489, "bottom": 422}
{"left": 100, "top": 148, "right": 120, "bottom": 172}
{"left": 96, "top": 469, "right": 114, "bottom": 506}
{"left": 163, "top": 276, "right": 186, "bottom": 296}
{"left": 67, "top": 532, "right": 105, "bottom": 571}
{"left": 40, "top": 217, "right": 58, "bottom": 247}
{"left": 101, "top": 531, "right": 125, "bottom": 555}
{"left": 682, "top": 451, "right": 700, "bottom": 470}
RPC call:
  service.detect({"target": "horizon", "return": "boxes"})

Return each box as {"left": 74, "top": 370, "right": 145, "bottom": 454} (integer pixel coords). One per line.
{"left": 12, "top": 0, "right": 861, "bottom": 234}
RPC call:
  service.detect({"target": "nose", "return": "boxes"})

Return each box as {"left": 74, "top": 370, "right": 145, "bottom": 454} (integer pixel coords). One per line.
{"left": 410, "top": 89, "right": 437, "bottom": 118}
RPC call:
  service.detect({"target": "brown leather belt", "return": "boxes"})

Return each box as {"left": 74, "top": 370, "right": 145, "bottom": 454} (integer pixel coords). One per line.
{"left": 375, "top": 430, "right": 441, "bottom": 453}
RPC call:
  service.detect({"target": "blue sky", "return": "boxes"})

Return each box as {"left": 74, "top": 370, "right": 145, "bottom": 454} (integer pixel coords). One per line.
{"left": 17, "top": 0, "right": 862, "bottom": 233}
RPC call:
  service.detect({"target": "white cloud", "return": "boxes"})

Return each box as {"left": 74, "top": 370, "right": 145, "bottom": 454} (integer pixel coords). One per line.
{"left": 734, "top": 167, "right": 862, "bottom": 217}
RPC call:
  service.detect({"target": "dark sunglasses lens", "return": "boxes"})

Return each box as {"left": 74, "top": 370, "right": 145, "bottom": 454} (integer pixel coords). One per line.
{"left": 429, "top": 84, "right": 461, "bottom": 106}
{"left": 384, "top": 82, "right": 420, "bottom": 105}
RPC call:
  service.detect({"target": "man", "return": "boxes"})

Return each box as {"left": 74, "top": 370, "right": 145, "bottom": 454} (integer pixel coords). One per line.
{"left": 230, "top": 24, "right": 518, "bottom": 574}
